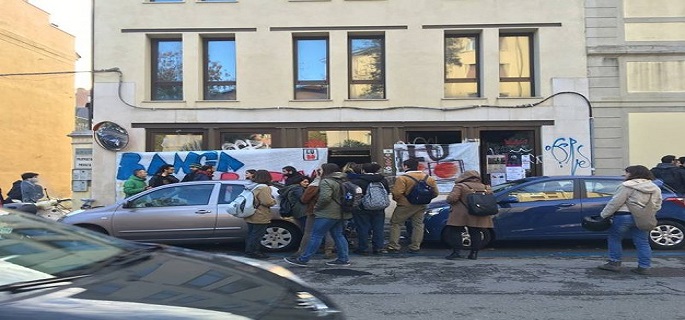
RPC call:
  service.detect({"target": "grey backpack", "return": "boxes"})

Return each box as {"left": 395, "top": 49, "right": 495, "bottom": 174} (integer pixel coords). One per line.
{"left": 361, "top": 181, "right": 390, "bottom": 210}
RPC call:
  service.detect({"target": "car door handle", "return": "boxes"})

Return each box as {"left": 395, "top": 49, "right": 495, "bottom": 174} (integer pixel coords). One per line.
{"left": 195, "top": 209, "right": 212, "bottom": 214}
{"left": 557, "top": 203, "right": 575, "bottom": 207}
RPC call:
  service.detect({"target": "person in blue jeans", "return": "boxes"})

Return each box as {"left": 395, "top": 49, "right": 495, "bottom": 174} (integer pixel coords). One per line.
{"left": 285, "top": 163, "right": 352, "bottom": 267}
{"left": 350, "top": 163, "right": 390, "bottom": 255}
{"left": 597, "top": 165, "right": 662, "bottom": 275}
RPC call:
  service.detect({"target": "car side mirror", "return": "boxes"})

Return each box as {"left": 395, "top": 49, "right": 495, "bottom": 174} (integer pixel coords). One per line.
{"left": 122, "top": 200, "right": 132, "bottom": 208}
{"left": 498, "top": 195, "right": 519, "bottom": 204}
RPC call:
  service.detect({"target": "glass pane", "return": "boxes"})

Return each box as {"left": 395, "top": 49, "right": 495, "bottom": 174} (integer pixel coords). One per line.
{"left": 156, "top": 41, "right": 183, "bottom": 81}
{"left": 207, "top": 40, "right": 236, "bottom": 82}
{"left": 585, "top": 180, "right": 622, "bottom": 198}
{"left": 153, "top": 134, "right": 203, "bottom": 152}
{"left": 445, "top": 36, "right": 477, "bottom": 79}
{"left": 297, "top": 39, "right": 327, "bottom": 81}
{"left": 221, "top": 133, "right": 271, "bottom": 150}
{"left": 205, "top": 85, "right": 236, "bottom": 100}
{"left": 499, "top": 36, "right": 530, "bottom": 78}
{"left": 349, "top": 83, "right": 384, "bottom": 99}
{"left": 499, "top": 81, "right": 532, "bottom": 98}
{"left": 444, "top": 82, "right": 478, "bottom": 98}
{"left": 295, "top": 85, "right": 329, "bottom": 100}
{"left": 153, "top": 85, "right": 183, "bottom": 101}
{"left": 350, "top": 38, "right": 383, "bottom": 81}
{"left": 306, "top": 130, "right": 371, "bottom": 148}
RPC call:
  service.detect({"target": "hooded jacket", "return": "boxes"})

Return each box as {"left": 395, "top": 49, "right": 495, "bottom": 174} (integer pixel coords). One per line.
{"left": 650, "top": 163, "right": 685, "bottom": 194}
{"left": 315, "top": 172, "right": 352, "bottom": 220}
{"left": 445, "top": 170, "right": 494, "bottom": 228}
{"left": 245, "top": 183, "right": 277, "bottom": 224}
{"left": 123, "top": 175, "right": 147, "bottom": 198}
{"left": 600, "top": 178, "right": 662, "bottom": 230}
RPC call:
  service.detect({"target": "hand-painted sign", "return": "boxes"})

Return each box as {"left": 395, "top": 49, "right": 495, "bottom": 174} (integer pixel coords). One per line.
{"left": 394, "top": 142, "right": 480, "bottom": 193}
{"left": 115, "top": 148, "right": 327, "bottom": 199}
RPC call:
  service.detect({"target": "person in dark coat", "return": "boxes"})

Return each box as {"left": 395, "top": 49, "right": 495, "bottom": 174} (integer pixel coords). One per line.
{"left": 148, "top": 164, "right": 180, "bottom": 188}
{"left": 445, "top": 170, "right": 494, "bottom": 260}
{"left": 349, "top": 163, "right": 390, "bottom": 255}
{"left": 282, "top": 166, "right": 303, "bottom": 186}
{"left": 650, "top": 155, "right": 685, "bottom": 195}
{"left": 193, "top": 165, "right": 215, "bottom": 181}
{"left": 181, "top": 163, "right": 201, "bottom": 182}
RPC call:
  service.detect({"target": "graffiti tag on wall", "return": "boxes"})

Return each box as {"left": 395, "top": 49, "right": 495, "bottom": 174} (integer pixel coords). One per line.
{"left": 544, "top": 137, "right": 591, "bottom": 175}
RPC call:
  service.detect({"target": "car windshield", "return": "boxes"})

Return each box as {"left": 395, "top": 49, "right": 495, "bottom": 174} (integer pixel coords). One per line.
{"left": 0, "top": 209, "right": 143, "bottom": 286}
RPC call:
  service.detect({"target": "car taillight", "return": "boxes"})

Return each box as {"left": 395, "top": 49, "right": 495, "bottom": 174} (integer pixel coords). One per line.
{"left": 664, "top": 197, "right": 685, "bottom": 208}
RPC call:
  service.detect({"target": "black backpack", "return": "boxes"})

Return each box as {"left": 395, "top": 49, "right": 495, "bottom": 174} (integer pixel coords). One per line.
{"left": 459, "top": 184, "right": 499, "bottom": 216}
{"left": 330, "top": 180, "right": 362, "bottom": 214}
{"left": 405, "top": 175, "right": 435, "bottom": 205}
{"left": 278, "top": 186, "right": 296, "bottom": 217}
{"left": 6, "top": 180, "right": 22, "bottom": 201}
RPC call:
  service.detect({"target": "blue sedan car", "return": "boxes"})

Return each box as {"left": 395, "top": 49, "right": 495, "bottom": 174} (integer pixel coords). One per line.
{"left": 422, "top": 176, "right": 685, "bottom": 250}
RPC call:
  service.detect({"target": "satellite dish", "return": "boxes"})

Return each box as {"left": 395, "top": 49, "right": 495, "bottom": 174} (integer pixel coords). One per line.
{"left": 93, "top": 121, "right": 129, "bottom": 151}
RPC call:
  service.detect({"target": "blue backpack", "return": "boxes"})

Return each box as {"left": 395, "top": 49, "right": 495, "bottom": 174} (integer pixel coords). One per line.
{"left": 405, "top": 175, "right": 435, "bottom": 205}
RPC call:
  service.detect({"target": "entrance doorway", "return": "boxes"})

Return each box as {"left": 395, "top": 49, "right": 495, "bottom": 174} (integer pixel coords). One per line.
{"left": 479, "top": 130, "right": 539, "bottom": 185}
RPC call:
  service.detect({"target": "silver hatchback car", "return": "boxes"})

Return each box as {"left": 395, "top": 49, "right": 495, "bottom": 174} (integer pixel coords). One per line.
{"left": 60, "top": 181, "right": 301, "bottom": 251}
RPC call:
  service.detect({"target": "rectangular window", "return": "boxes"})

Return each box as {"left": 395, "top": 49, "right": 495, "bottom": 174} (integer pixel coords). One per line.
{"left": 348, "top": 35, "right": 385, "bottom": 99}
{"left": 445, "top": 34, "right": 479, "bottom": 98}
{"left": 220, "top": 133, "right": 271, "bottom": 150}
{"left": 203, "top": 38, "right": 236, "bottom": 100}
{"left": 151, "top": 39, "right": 183, "bottom": 100}
{"left": 294, "top": 36, "right": 329, "bottom": 100}
{"left": 305, "top": 130, "right": 371, "bottom": 148}
{"left": 150, "top": 131, "right": 205, "bottom": 152}
{"left": 499, "top": 34, "right": 534, "bottom": 98}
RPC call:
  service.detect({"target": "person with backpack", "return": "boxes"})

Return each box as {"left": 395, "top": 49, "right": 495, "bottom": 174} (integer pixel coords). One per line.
{"left": 243, "top": 170, "right": 277, "bottom": 260}
{"left": 278, "top": 175, "right": 310, "bottom": 223}
{"left": 285, "top": 163, "right": 352, "bottom": 267}
{"left": 445, "top": 170, "right": 494, "bottom": 260}
{"left": 386, "top": 158, "right": 438, "bottom": 254}
{"left": 350, "top": 162, "right": 390, "bottom": 255}
{"left": 650, "top": 155, "right": 685, "bottom": 195}
{"left": 292, "top": 172, "right": 336, "bottom": 260}
{"left": 5, "top": 178, "right": 23, "bottom": 202}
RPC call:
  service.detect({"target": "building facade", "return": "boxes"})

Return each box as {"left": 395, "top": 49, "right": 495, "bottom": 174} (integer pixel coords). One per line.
{"left": 0, "top": 0, "right": 77, "bottom": 198}
{"left": 587, "top": 0, "right": 685, "bottom": 173}
{"left": 92, "top": 0, "right": 590, "bottom": 203}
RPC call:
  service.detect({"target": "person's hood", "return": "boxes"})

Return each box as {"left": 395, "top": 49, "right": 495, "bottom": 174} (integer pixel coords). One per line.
{"left": 327, "top": 172, "right": 347, "bottom": 180}
{"left": 278, "top": 184, "right": 298, "bottom": 195}
{"left": 356, "top": 174, "right": 385, "bottom": 183}
{"left": 309, "top": 176, "right": 321, "bottom": 187}
{"left": 455, "top": 170, "right": 482, "bottom": 183}
{"left": 623, "top": 179, "right": 660, "bottom": 194}
{"left": 653, "top": 163, "right": 677, "bottom": 170}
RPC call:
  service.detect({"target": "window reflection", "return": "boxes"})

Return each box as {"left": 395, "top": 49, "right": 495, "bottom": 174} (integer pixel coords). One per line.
{"left": 306, "top": 130, "right": 371, "bottom": 148}
{"left": 152, "top": 39, "right": 183, "bottom": 101}
{"left": 294, "top": 37, "right": 329, "bottom": 100}
{"left": 204, "top": 39, "right": 237, "bottom": 100}
{"left": 349, "top": 36, "right": 385, "bottom": 99}
{"left": 445, "top": 35, "right": 479, "bottom": 97}
{"left": 153, "top": 133, "right": 204, "bottom": 152}
{"left": 221, "top": 133, "right": 271, "bottom": 150}
{"left": 499, "top": 35, "right": 533, "bottom": 97}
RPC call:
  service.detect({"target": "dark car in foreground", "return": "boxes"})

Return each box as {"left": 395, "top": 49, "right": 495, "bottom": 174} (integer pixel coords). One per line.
{"left": 60, "top": 181, "right": 301, "bottom": 252}
{"left": 422, "top": 176, "right": 685, "bottom": 250}
{"left": 0, "top": 208, "right": 344, "bottom": 319}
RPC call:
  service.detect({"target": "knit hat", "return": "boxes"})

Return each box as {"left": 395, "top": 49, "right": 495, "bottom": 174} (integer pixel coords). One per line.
{"left": 190, "top": 163, "right": 201, "bottom": 169}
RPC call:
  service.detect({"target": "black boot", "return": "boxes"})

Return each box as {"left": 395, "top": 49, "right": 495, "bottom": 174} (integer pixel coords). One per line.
{"left": 445, "top": 249, "right": 461, "bottom": 260}
{"left": 467, "top": 250, "right": 478, "bottom": 260}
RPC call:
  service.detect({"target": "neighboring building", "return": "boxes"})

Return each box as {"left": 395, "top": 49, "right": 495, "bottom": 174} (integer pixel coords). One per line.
{"left": 92, "top": 0, "right": 590, "bottom": 203}
{"left": 0, "top": 0, "right": 77, "bottom": 198}
{"left": 586, "top": 0, "right": 685, "bottom": 173}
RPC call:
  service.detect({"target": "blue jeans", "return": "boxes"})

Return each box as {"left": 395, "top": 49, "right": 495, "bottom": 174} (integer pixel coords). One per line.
{"left": 353, "top": 210, "right": 385, "bottom": 252}
{"left": 607, "top": 214, "right": 652, "bottom": 268}
{"left": 299, "top": 218, "right": 349, "bottom": 263}
{"left": 245, "top": 223, "right": 268, "bottom": 254}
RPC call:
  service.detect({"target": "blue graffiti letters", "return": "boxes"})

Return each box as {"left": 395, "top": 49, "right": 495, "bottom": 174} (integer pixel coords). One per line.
{"left": 544, "top": 137, "right": 590, "bottom": 175}
{"left": 117, "top": 151, "right": 245, "bottom": 179}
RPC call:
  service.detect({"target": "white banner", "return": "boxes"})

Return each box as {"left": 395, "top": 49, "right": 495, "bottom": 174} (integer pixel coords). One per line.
{"left": 115, "top": 148, "right": 328, "bottom": 200}
{"left": 394, "top": 142, "right": 480, "bottom": 193}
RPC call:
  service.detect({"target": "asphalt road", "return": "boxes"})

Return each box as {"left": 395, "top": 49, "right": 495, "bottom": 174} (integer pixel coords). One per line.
{"left": 182, "top": 241, "right": 685, "bottom": 320}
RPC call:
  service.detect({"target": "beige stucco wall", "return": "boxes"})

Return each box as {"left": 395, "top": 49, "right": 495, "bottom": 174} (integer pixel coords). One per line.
{"left": 91, "top": 0, "right": 588, "bottom": 203}
{"left": 628, "top": 113, "right": 685, "bottom": 168}
{"left": 0, "top": 0, "right": 76, "bottom": 198}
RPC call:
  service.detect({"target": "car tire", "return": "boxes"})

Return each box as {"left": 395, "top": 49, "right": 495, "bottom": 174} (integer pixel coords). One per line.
{"left": 261, "top": 221, "right": 302, "bottom": 252}
{"left": 441, "top": 227, "right": 492, "bottom": 249}
{"left": 78, "top": 224, "right": 109, "bottom": 235}
{"left": 649, "top": 220, "right": 685, "bottom": 250}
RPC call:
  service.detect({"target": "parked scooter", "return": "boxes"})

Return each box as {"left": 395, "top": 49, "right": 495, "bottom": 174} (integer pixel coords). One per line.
{"left": 2, "top": 188, "right": 72, "bottom": 221}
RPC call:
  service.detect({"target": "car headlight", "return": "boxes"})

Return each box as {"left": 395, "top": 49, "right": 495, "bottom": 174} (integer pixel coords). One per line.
{"left": 426, "top": 207, "right": 446, "bottom": 216}
{"left": 225, "top": 255, "right": 307, "bottom": 285}
{"left": 296, "top": 291, "right": 343, "bottom": 317}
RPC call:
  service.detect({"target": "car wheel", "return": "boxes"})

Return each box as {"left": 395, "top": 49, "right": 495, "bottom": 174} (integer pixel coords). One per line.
{"left": 441, "top": 227, "right": 491, "bottom": 249}
{"left": 261, "top": 221, "right": 302, "bottom": 252}
{"left": 77, "top": 224, "right": 109, "bottom": 235}
{"left": 649, "top": 220, "right": 685, "bottom": 250}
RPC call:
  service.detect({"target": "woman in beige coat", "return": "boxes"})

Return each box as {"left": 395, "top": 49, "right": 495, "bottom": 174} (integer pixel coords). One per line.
{"left": 243, "top": 170, "right": 277, "bottom": 259}
{"left": 445, "top": 170, "right": 494, "bottom": 260}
